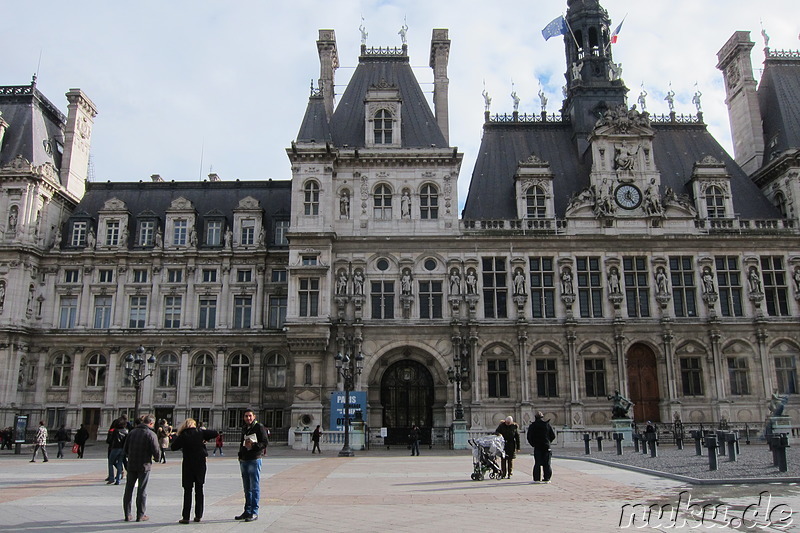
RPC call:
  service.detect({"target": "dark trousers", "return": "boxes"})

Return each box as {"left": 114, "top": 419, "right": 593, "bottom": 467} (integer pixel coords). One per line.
{"left": 410, "top": 439, "right": 420, "bottom": 456}
{"left": 182, "top": 482, "right": 204, "bottom": 520}
{"left": 500, "top": 456, "right": 514, "bottom": 477}
{"left": 532, "top": 447, "right": 553, "bottom": 481}
{"left": 123, "top": 467, "right": 151, "bottom": 519}
{"left": 57, "top": 441, "right": 66, "bottom": 458}
{"left": 312, "top": 441, "right": 321, "bottom": 453}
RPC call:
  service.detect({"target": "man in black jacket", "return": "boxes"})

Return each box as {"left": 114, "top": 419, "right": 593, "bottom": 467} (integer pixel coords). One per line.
{"left": 235, "top": 409, "right": 269, "bottom": 522}
{"left": 122, "top": 414, "right": 160, "bottom": 522}
{"left": 527, "top": 411, "right": 556, "bottom": 483}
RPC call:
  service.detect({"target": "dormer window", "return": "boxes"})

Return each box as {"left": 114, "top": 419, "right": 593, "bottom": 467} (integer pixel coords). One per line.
{"left": 105, "top": 220, "right": 120, "bottom": 246}
{"left": 304, "top": 181, "right": 320, "bottom": 216}
{"left": 138, "top": 220, "right": 155, "bottom": 246}
{"left": 374, "top": 109, "right": 393, "bottom": 144}
{"left": 705, "top": 185, "right": 726, "bottom": 218}
{"left": 71, "top": 221, "right": 87, "bottom": 246}
{"left": 526, "top": 185, "right": 547, "bottom": 218}
{"left": 774, "top": 192, "right": 788, "bottom": 218}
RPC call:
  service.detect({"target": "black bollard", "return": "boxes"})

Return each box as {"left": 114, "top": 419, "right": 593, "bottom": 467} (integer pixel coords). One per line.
{"left": 642, "top": 434, "right": 649, "bottom": 455}
{"left": 725, "top": 432, "right": 737, "bottom": 462}
{"left": 734, "top": 430, "right": 740, "bottom": 454}
{"left": 691, "top": 430, "right": 702, "bottom": 456}
{"left": 583, "top": 433, "right": 591, "bottom": 455}
{"left": 613, "top": 432, "right": 624, "bottom": 456}
{"left": 772, "top": 435, "right": 780, "bottom": 467}
{"left": 716, "top": 431, "right": 726, "bottom": 457}
{"left": 706, "top": 435, "right": 718, "bottom": 471}
{"left": 632, "top": 433, "right": 640, "bottom": 453}
{"left": 776, "top": 434, "right": 789, "bottom": 473}
{"left": 648, "top": 433, "right": 658, "bottom": 458}
{"left": 597, "top": 435, "right": 604, "bottom": 452}
{"left": 745, "top": 424, "right": 750, "bottom": 445}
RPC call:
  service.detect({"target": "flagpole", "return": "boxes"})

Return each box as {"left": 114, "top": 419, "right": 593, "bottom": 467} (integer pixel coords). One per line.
{"left": 563, "top": 14, "right": 580, "bottom": 49}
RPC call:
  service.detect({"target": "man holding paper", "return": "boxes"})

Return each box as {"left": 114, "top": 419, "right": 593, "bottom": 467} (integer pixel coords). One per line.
{"left": 235, "top": 409, "right": 269, "bottom": 522}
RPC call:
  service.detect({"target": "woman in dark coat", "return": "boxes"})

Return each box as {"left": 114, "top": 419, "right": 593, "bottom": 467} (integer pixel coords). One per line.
{"left": 74, "top": 424, "right": 89, "bottom": 458}
{"left": 494, "top": 416, "right": 521, "bottom": 478}
{"left": 170, "top": 418, "right": 218, "bottom": 523}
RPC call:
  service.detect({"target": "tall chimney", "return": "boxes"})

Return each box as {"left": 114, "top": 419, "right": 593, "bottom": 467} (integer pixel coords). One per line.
{"left": 716, "top": 31, "right": 764, "bottom": 176}
{"left": 317, "top": 30, "right": 339, "bottom": 118}
{"left": 60, "top": 89, "right": 97, "bottom": 200}
{"left": 429, "top": 29, "right": 451, "bottom": 144}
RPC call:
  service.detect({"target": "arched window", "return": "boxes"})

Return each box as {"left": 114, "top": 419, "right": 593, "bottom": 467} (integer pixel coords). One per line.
{"left": 374, "top": 109, "right": 393, "bottom": 144}
{"left": 525, "top": 185, "right": 547, "bottom": 218}
{"left": 774, "top": 192, "right": 788, "bottom": 218}
{"left": 303, "top": 181, "right": 320, "bottom": 216}
{"left": 304, "top": 363, "right": 312, "bottom": 385}
{"left": 51, "top": 354, "right": 71, "bottom": 387}
{"left": 157, "top": 353, "right": 179, "bottom": 388}
{"left": 420, "top": 184, "right": 439, "bottom": 219}
{"left": 229, "top": 353, "right": 250, "bottom": 388}
{"left": 373, "top": 184, "right": 393, "bottom": 219}
{"left": 193, "top": 353, "right": 214, "bottom": 388}
{"left": 265, "top": 353, "right": 287, "bottom": 388}
{"left": 705, "top": 185, "right": 726, "bottom": 218}
{"left": 86, "top": 354, "right": 107, "bottom": 387}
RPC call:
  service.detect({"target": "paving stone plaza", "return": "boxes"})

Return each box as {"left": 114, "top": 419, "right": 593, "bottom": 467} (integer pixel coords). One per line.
{"left": 2, "top": 443, "right": 799, "bottom": 532}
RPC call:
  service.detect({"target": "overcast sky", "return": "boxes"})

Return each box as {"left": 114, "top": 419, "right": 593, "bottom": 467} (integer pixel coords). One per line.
{"left": 4, "top": 1, "right": 798, "bottom": 210}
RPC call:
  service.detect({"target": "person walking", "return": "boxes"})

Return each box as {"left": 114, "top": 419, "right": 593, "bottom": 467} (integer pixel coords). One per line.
{"left": 122, "top": 414, "right": 161, "bottom": 522}
{"left": 235, "top": 409, "right": 269, "bottom": 522}
{"left": 311, "top": 425, "right": 322, "bottom": 454}
{"left": 74, "top": 424, "right": 89, "bottom": 458}
{"left": 170, "top": 418, "right": 218, "bottom": 524}
{"left": 494, "top": 416, "right": 520, "bottom": 478}
{"left": 157, "top": 420, "right": 171, "bottom": 463}
{"left": 55, "top": 424, "right": 70, "bottom": 458}
{"left": 107, "top": 420, "right": 128, "bottom": 484}
{"left": 409, "top": 425, "right": 421, "bottom": 456}
{"left": 212, "top": 432, "right": 224, "bottom": 456}
{"left": 527, "top": 411, "right": 556, "bottom": 483}
{"left": 30, "top": 420, "right": 49, "bottom": 462}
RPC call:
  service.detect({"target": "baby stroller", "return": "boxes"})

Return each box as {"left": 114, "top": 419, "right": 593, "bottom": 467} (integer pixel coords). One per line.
{"left": 469, "top": 435, "right": 505, "bottom": 480}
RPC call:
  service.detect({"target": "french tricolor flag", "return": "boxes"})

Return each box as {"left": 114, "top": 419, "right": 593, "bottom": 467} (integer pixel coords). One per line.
{"left": 611, "top": 16, "right": 626, "bottom": 44}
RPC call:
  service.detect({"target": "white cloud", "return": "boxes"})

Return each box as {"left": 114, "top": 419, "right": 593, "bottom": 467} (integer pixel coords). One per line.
{"left": 4, "top": 1, "right": 797, "bottom": 210}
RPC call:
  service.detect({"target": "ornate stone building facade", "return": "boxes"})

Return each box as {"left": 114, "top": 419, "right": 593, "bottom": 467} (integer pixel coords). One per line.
{"left": 1, "top": 0, "right": 798, "bottom": 441}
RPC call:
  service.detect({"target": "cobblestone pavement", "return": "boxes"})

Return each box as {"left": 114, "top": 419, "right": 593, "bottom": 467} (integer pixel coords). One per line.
{"left": 2, "top": 444, "right": 799, "bottom": 532}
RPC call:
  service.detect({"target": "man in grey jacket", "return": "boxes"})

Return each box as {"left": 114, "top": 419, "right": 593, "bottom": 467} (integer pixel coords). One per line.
{"left": 122, "top": 414, "right": 160, "bottom": 522}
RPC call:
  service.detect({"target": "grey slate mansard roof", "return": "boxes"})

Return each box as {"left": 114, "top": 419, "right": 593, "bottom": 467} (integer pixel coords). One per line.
{"left": 298, "top": 53, "right": 447, "bottom": 149}
{"left": 462, "top": 120, "right": 780, "bottom": 220}
{"left": 0, "top": 83, "right": 66, "bottom": 170}
{"left": 758, "top": 53, "right": 800, "bottom": 157}
{"left": 66, "top": 180, "right": 291, "bottom": 247}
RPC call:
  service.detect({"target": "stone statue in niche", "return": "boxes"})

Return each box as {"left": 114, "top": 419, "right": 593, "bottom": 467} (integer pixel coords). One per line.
{"left": 748, "top": 267, "right": 762, "bottom": 293}
{"left": 449, "top": 268, "right": 461, "bottom": 295}
{"left": 340, "top": 190, "right": 350, "bottom": 218}
{"left": 655, "top": 267, "right": 669, "bottom": 295}
{"left": 607, "top": 267, "right": 621, "bottom": 294}
{"left": 400, "top": 269, "right": 412, "bottom": 295}
{"left": 465, "top": 269, "right": 477, "bottom": 295}
{"left": 86, "top": 228, "right": 96, "bottom": 249}
{"left": 401, "top": 191, "right": 411, "bottom": 218}
{"left": 336, "top": 269, "right": 348, "bottom": 295}
{"left": 560, "top": 268, "right": 573, "bottom": 295}
{"left": 352, "top": 269, "right": 365, "bottom": 296}
{"left": 513, "top": 268, "right": 526, "bottom": 295}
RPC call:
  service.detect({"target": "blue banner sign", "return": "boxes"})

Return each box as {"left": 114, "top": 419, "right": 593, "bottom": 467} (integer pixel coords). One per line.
{"left": 329, "top": 391, "right": 367, "bottom": 431}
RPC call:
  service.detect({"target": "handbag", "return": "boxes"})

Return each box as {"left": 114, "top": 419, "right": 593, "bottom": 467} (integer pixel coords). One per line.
{"left": 72, "top": 443, "right": 80, "bottom": 454}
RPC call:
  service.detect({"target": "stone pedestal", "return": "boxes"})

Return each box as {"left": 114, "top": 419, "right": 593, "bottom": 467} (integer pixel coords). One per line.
{"left": 452, "top": 420, "right": 469, "bottom": 450}
{"left": 611, "top": 418, "right": 634, "bottom": 448}
{"left": 768, "top": 416, "right": 795, "bottom": 444}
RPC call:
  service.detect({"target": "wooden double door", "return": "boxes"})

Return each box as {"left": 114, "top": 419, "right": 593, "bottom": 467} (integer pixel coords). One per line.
{"left": 626, "top": 343, "right": 661, "bottom": 423}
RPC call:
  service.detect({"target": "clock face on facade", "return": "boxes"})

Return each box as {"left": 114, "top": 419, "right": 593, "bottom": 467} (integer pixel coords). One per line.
{"left": 615, "top": 184, "right": 642, "bottom": 209}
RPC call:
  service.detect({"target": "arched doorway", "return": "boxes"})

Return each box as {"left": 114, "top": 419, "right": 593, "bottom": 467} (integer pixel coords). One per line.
{"left": 626, "top": 343, "right": 660, "bottom": 422}
{"left": 380, "top": 359, "right": 434, "bottom": 445}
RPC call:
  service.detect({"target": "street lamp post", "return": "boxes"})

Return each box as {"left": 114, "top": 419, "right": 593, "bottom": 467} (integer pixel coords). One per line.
{"left": 334, "top": 339, "right": 364, "bottom": 457}
{"left": 124, "top": 345, "right": 156, "bottom": 420}
{"left": 447, "top": 338, "right": 469, "bottom": 421}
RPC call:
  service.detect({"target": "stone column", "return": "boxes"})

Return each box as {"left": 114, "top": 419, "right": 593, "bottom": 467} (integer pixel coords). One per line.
{"left": 755, "top": 322, "right": 771, "bottom": 403}
{"left": 104, "top": 348, "right": 120, "bottom": 407}
{"left": 176, "top": 347, "right": 190, "bottom": 408}
{"left": 213, "top": 346, "right": 226, "bottom": 406}
{"left": 517, "top": 325, "right": 530, "bottom": 403}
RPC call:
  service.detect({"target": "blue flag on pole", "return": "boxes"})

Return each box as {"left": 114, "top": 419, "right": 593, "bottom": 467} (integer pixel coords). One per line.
{"left": 542, "top": 15, "right": 567, "bottom": 41}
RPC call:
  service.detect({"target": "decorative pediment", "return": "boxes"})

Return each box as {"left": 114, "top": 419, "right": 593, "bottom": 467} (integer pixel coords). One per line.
{"left": 578, "top": 342, "right": 613, "bottom": 357}
{"left": 102, "top": 197, "right": 127, "bottom": 211}
{"left": 518, "top": 153, "right": 549, "bottom": 168}
{"left": 696, "top": 155, "right": 725, "bottom": 167}
{"left": 236, "top": 196, "right": 261, "bottom": 210}
{"left": 721, "top": 340, "right": 754, "bottom": 356}
{"left": 7, "top": 154, "right": 32, "bottom": 171}
{"left": 168, "top": 197, "right": 195, "bottom": 211}
{"left": 530, "top": 341, "right": 564, "bottom": 357}
{"left": 674, "top": 341, "right": 708, "bottom": 356}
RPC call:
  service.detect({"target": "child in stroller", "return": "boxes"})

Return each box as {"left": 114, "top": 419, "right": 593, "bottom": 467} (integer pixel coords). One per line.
{"left": 469, "top": 434, "right": 505, "bottom": 480}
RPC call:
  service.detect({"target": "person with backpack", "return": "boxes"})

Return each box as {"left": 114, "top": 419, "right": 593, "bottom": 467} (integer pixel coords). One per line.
{"left": 107, "top": 420, "right": 128, "bottom": 484}
{"left": 527, "top": 411, "right": 556, "bottom": 483}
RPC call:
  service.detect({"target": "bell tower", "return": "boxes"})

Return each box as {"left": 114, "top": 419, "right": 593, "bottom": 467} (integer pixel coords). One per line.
{"left": 562, "top": 0, "right": 628, "bottom": 151}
